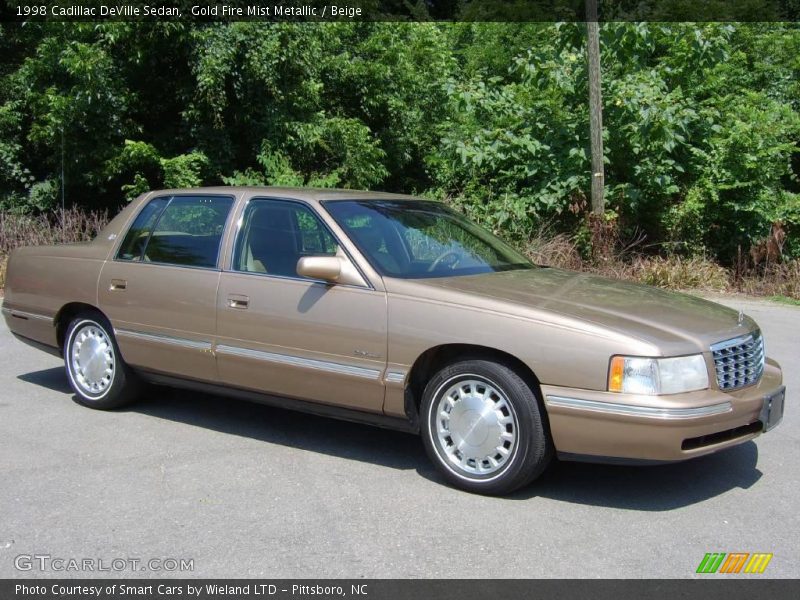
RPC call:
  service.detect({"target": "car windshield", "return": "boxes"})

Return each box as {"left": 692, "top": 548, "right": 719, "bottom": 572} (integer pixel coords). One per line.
{"left": 323, "top": 200, "right": 534, "bottom": 279}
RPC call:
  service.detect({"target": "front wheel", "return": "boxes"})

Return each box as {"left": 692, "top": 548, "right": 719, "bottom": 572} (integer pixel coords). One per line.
{"left": 421, "top": 359, "right": 552, "bottom": 495}
{"left": 64, "top": 314, "right": 140, "bottom": 409}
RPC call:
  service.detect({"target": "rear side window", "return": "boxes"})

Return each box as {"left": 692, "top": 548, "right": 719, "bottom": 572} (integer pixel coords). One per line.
{"left": 117, "top": 197, "right": 169, "bottom": 261}
{"left": 117, "top": 195, "right": 234, "bottom": 268}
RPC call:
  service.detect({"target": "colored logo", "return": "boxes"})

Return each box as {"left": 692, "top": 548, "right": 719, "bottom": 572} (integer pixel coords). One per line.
{"left": 696, "top": 552, "right": 773, "bottom": 574}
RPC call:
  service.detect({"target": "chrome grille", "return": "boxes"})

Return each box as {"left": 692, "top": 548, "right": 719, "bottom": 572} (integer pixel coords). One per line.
{"left": 711, "top": 331, "right": 764, "bottom": 391}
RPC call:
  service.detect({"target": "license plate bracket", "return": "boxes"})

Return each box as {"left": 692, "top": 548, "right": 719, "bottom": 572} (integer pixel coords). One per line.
{"left": 760, "top": 386, "right": 785, "bottom": 432}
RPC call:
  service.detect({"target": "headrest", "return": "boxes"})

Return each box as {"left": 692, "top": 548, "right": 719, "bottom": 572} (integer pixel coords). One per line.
{"left": 250, "top": 206, "right": 293, "bottom": 232}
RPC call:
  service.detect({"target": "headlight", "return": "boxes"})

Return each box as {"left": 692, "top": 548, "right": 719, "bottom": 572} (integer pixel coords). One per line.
{"left": 608, "top": 354, "right": 709, "bottom": 395}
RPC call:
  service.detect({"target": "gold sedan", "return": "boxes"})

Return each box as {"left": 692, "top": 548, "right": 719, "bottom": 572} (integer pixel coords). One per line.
{"left": 2, "top": 187, "right": 785, "bottom": 494}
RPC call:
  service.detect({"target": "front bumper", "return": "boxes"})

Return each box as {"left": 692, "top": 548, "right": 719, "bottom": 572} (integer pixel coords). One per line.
{"left": 543, "top": 358, "right": 784, "bottom": 463}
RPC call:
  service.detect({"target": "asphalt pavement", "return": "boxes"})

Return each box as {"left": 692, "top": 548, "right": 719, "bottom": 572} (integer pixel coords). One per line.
{"left": 0, "top": 294, "right": 797, "bottom": 578}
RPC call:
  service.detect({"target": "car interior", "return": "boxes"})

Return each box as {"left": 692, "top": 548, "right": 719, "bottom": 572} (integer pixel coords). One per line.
{"left": 240, "top": 205, "right": 303, "bottom": 276}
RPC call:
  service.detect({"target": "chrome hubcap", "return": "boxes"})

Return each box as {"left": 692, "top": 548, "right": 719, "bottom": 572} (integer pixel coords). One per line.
{"left": 433, "top": 378, "right": 517, "bottom": 476}
{"left": 70, "top": 324, "right": 114, "bottom": 395}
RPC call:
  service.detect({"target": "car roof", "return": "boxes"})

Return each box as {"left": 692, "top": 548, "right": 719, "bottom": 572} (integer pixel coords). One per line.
{"left": 144, "top": 186, "right": 431, "bottom": 203}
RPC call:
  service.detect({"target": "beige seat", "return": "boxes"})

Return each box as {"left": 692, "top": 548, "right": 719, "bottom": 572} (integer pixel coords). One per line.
{"left": 243, "top": 206, "right": 300, "bottom": 276}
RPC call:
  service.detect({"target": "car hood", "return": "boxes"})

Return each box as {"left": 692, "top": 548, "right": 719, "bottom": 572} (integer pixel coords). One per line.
{"left": 401, "top": 267, "right": 756, "bottom": 354}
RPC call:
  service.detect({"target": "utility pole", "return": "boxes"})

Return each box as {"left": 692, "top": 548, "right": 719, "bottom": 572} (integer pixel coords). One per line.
{"left": 586, "top": 0, "right": 604, "bottom": 215}
{"left": 61, "top": 125, "right": 66, "bottom": 242}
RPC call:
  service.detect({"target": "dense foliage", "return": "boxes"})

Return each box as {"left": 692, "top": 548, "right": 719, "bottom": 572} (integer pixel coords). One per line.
{"left": 1, "top": 22, "right": 798, "bottom": 262}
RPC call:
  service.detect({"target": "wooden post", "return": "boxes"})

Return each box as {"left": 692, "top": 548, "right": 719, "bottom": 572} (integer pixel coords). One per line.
{"left": 586, "top": 0, "right": 604, "bottom": 215}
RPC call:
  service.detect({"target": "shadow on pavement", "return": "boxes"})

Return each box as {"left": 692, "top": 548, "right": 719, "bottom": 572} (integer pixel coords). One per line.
{"left": 131, "top": 384, "right": 429, "bottom": 473}
{"left": 19, "top": 366, "right": 764, "bottom": 509}
{"left": 508, "top": 441, "right": 762, "bottom": 510}
{"left": 17, "top": 366, "right": 73, "bottom": 394}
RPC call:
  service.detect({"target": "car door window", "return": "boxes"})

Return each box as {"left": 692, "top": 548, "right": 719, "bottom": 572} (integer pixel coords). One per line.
{"left": 116, "top": 197, "right": 169, "bottom": 261}
{"left": 233, "top": 199, "right": 338, "bottom": 278}
{"left": 118, "top": 195, "right": 233, "bottom": 268}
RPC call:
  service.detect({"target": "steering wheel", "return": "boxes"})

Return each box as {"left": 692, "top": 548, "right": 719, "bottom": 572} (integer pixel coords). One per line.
{"left": 428, "top": 249, "right": 461, "bottom": 272}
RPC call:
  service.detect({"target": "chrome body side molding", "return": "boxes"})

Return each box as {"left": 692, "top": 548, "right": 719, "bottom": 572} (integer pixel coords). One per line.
{"left": 1, "top": 307, "right": 52, "bottom": 322}
{"left": 385, "top": 371, "right": 407, "bottom": 384}
{"left": 114, "top": 328, "right": 212, "bottom": 351}
{"left": 215, "top": 344, "right": 382, "bottom": 380}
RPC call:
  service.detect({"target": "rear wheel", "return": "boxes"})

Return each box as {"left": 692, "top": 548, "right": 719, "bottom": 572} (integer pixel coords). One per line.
{"left": 64, "top": 314, "right": 140, "bottom": 409}
{"left": 421, "top": 359, "right": 552, "bottom": 495}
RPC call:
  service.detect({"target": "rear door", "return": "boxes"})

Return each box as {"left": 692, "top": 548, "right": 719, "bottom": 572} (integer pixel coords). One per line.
{"left": 99, "top": 194, "right": 235, "bottom": 382}
{"left": 215, "top": 197, "right": 387, "bottom": 413}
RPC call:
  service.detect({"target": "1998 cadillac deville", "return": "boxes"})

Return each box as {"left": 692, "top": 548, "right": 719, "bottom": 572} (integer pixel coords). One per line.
{"left": 2, "top": 187, "right": 786, "bottom": 494}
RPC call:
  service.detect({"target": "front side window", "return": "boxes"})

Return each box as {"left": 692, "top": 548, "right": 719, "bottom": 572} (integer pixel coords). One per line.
{"left": 116, "top": 195, "right": 233, "bottom": 268}
{"left": 323, "top": 200, "right": 533, "bottom": 279}
{"left": 233, "top": 199, "right": 338, "bottom": 278}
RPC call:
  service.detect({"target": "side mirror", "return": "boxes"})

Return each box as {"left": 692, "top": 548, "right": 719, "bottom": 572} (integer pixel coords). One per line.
{"left": 296, "top": 256, "right": 342, "bottom": 283}
{"left": 297, "top": 251, "right": 368, "bottom": 287}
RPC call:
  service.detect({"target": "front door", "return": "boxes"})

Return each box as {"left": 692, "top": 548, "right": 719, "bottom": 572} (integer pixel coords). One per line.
{"left": 215, "top": 198, "right": 387, "bottom": 413}
{"left": 99, "top": 194, "right": 235, "bottom": 382}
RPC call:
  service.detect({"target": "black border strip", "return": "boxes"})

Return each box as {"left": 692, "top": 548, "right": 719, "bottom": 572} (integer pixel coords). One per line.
{"left": 1, "top": 1, "right": 799, "bottom": 23}
{"left": 2, "top": 579, "right": 799, "bottom": 600}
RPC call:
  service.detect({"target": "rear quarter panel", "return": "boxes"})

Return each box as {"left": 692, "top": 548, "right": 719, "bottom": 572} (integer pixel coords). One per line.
{"left": 3, "top": 245, "right": 107, "bottom": 348}
{"left": 2, "top": 197, "right": 143, "bottom": 350}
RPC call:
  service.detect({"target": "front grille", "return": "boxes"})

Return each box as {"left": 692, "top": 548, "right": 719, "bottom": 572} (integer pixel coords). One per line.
{"left": 711, "top": 331, "right": 764, "bottom": 391}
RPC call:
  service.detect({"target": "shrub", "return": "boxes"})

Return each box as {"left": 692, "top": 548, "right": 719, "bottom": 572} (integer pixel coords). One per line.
{"left": 740, "top": 259, "right": 800, "bottom": 300}
{"left": 522, "top": 228, "right": 585, "bottom": 271}
{"left": 635, "top": 256, "right": 731, "bottom": 291}
{"left": 0, "top": 207, "right": 109, "bottom": 255}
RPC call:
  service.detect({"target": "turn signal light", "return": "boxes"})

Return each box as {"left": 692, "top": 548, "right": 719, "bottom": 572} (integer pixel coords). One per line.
{"left": 608, "top": 356, "right": 625, "bottom": 392}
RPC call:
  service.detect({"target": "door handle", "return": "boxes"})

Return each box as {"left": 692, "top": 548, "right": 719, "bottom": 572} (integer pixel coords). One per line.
{"left": 227, "top": 294, "right": 249, "bottom": 309}
{"left": 109, "top": 279, "right": 127, "bottom": 291}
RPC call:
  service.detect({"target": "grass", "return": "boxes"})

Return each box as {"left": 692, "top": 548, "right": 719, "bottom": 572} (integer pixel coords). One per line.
{"left": 769, "top": 295, "right": 800, "bottom": 306}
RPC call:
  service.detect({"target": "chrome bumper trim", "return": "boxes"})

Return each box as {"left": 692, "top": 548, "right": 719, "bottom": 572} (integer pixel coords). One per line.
{"left": 545, "top": 395, "right": 733, "bottom": 419}
{"left": 216, "top": 344, "right": 382, "bottom": 380}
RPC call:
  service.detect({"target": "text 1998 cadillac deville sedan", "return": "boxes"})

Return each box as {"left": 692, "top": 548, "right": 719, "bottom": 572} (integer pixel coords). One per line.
{"left": 2, "top": 187, "right": 786, "bottom": 494}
